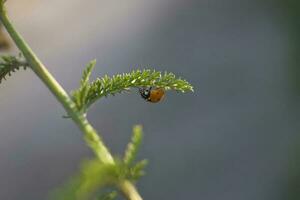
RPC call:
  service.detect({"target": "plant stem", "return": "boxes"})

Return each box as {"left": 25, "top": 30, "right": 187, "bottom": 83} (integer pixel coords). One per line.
{"left": 0, "top": 4, "right": 113, "bottom": 165}
{"left": 118, "top": 181, "right": 143, "bottom": 200}
{"left": 0, "top": 3, "right": 142, "bottom": 200}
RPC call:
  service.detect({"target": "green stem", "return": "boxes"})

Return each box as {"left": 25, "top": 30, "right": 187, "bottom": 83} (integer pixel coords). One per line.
{"left": 0, "top": 4, "right": 113, "bottom": 165}
{"left": 0, "top": 2, "right": 142, "bottom": 200}
{"left": 118, "top": 181, "right": 143, "bottom": 200}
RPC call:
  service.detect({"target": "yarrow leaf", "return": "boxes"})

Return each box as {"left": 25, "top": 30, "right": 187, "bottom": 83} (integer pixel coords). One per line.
{"left": 50, "top": 159, "right": 118, "bottom": 200}
{"left": 71, "top": 60, "right": 96, "bottom": 112}
{"left": 123, "top": 125, "right": 148, "bottom": 182}
{"left": 0, "top": 54, "right": 29, "bottom": 83}
{"left": 51, "top": 124, "right": 147, "bottom": 200}
{"left": 50, "top": 157, "right": 146, "bottom": 200}
{"left": 124, "top": 125, "right": 143, "bottom": 165}
{"left": 71, "top": 60, "right": 194, "bottom": 112}
{"left": 129, "top": 159, "right": 148, "bottom": 181}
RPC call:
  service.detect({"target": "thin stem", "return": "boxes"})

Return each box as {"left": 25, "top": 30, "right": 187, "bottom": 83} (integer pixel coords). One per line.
{"left": 0, "top": 2, "right": 142, "bottom": 200}
{"left": 0, "top": 4, "right": 113, "bottom": 165}
{"left": 118, "top": 181, "right": 143, "bottom": 200}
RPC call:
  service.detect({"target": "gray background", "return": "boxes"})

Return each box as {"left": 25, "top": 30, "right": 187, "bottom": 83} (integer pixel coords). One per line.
{"left": 0, "top": 0, "right": 299, "bottom": 199}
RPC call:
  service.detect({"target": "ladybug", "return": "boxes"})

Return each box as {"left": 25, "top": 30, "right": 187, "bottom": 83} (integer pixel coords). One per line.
{"left": 139, "top": 87, "right": 165, "bottom": 103}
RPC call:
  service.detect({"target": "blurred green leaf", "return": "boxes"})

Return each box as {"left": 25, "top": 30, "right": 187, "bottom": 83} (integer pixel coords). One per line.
{"left": 129, "top": 159, "right": 148, "bottom": 181}
{"left": 50, "top": 159, "right": 118, "bottom": 200}
{"left": 50, "top": 156, "right": 147, "bottom": 200}
{"left": 0, "top": 54, "right": 29, "bottom": 83}
{"left": 124, "top": 125, "right": 143, "bottom": 165}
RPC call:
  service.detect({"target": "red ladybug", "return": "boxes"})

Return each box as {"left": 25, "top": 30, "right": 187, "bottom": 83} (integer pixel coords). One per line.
{"left": 139, "top": 87, "right": 165, "bottom": 103}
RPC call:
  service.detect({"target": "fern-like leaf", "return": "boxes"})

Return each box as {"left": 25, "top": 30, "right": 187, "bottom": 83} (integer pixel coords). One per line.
{"left": 129, "top": 159, "right": 148, "bottom": 181}
{"left": 50, "top": 159, "right": 118, "bottom": 200}
{"left": 71, "top": 60, "right": 194, "bottom": 112}
{"left": 124, "top": 125, "right": 143, "bottom": 165}
{"left": 86, "top": 70, "right": 194, "bottom": 108}
{"left": 50, "top": 156, "right": 147, "bottom": 200}
{"left": 81, "top": 60, "right": 96, "bottom": 85}
{"left": 50, "top": 157, "right": 146, "bottom": 200}
{"left": 122, "top": 125, "right": 147, "bottom": 182}
{"left": 71, "top": 60, "right": 96, "bottom": 112}
{"left": 0, "top": 54, "right": 29, "bottom": 83}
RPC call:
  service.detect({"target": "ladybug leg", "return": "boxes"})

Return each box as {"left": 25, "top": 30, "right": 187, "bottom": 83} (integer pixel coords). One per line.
{"left": 139, "top": 87, "right": 144, "bottom": 94}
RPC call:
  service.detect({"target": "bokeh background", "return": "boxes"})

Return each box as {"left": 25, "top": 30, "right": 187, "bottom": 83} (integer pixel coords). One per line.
{"left": 0, "top": 0, "right": 299, "bottom": 199}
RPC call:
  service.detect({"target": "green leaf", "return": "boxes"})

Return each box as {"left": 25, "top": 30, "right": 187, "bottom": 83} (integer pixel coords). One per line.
{"left": 71, "top": 60, "right": 96, "bottom": 112}
{"left": 124, "top": 125, "right": 143, "bottom": 165}
{"left": 81, "top": 59, "right": 96, "bottom": 86}
{"left": 129, "top": 159, "right": 148, "bottom": 181}
{"left": 71, "top": 66, "right": 194, "bottom": 112}
{"left": 49, "top": 159, "right": 118, "bottom": 200}
{"left": 50, "top": 156, "right": 148, "bottom": 200}
{"left": 0, "top": 54, "right": 29, "bottom": 83}
{"left": 123, "top": 126, "right": 147, "bottom": 181}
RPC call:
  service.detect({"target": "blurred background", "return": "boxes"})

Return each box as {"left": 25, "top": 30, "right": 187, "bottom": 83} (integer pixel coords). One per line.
{"left": 0, "top": 0, "right": 299, "bottom": 199}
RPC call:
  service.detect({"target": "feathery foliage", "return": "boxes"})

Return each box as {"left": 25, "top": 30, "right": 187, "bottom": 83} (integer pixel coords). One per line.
{"left": 124, "top": 125, "right": 143, "bottom": 165}
{"left": 50, "top": 159, "right": 147, "bottom": 200}
{"left": 50, "top": 126, "right": 147, "bottom": 200}
{"left": 71, "top": 60, "right": 96, "bottom": 113}
{"left": 0, "top": 54, "right": 29, "bottom": 83}
{"left": 50, "top": 159, "right": 117, "bottom": 200}
{"left": 128, "top": 159, "right": 148, "bottom": 181}
{"left": 71, "top": 60, "right": 194, "bottom": 112}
